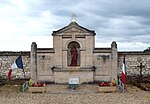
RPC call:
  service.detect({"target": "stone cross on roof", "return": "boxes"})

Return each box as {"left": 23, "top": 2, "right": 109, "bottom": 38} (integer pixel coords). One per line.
{"left": 71, "top": 13, "right": 77, "bottom": 22}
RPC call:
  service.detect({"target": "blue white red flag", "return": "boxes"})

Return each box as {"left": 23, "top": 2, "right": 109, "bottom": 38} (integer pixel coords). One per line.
{"left": 7, "top": 55, "right": 23, "bottom": 79}
{"left": 121, "top": 55, "right": 126, "bottom": 84}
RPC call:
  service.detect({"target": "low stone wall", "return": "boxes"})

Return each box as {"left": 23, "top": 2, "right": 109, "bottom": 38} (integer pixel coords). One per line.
{"left": 0, "top": 51, "right": 30, "bottom": 78}
{"left": 0, "top": 51, "right": 150, "bottom": 79}
{"left": 118, "top": 52, "right": 150, "bottom": 76}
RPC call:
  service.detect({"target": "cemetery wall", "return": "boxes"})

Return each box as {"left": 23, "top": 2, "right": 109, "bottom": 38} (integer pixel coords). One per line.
{"left": 118, "top": 52, "right": 150, "bottom": 76}
{"left": 0, "top": 51, "right": 150, "bottom": 79}
{"left": 0, "top": 51, "right": 30, "bottom": 78}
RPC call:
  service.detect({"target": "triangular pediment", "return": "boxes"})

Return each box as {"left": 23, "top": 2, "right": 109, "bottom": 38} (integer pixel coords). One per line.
{"left": 52, "top": 22, "right": 95, "bottom": 36}
{"left": 63, "top": 27, "right": 87, "bottom": 33}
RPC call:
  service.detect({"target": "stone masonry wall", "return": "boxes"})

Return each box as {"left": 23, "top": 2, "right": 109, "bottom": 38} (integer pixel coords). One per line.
{"left": 118, "top": 52, "right": 150, "bottom": 76}
{"left": 0, "top": 51, "right": 30, "bottom": 79}
{"left": 1, "top": 51, "right": 150, "bottom": 79}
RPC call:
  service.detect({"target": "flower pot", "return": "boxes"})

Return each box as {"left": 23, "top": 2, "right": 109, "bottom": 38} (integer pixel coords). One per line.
{"left": 28, "top": 86, "right": 46, "bottom": 93}
{"left": 98, "top": 86, "right": 116, "bottom": 93}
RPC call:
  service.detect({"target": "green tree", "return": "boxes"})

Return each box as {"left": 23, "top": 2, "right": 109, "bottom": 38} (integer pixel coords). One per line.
{"left": 144, "top": 47, "right": 150, "bottom": 52}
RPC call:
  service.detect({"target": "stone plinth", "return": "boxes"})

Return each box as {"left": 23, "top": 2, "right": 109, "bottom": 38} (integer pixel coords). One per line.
{"left": 53, "top": 67, "right": 95, "bottom": 84}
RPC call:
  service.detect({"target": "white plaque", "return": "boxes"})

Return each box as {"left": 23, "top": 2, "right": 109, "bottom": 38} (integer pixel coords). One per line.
{"left": 69, "top": 77, "right": 79, "bottom": 84}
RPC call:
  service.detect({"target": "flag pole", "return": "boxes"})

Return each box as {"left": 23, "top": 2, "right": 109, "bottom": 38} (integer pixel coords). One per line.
{"left": 20, "top": 52, "right": 26, "bottom": 80}
{"left": 22, "top": 62, "right": 26, "bottom": 80}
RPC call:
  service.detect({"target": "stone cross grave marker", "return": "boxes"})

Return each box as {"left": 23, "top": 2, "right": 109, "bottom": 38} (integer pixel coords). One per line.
{"left": 137, "top": 63, "right": 145, "bottom": 76}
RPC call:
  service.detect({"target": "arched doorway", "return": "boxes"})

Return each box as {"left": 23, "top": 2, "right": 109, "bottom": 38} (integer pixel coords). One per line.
{"left": 67, "top": 41, "right": 80, "bottom": 66}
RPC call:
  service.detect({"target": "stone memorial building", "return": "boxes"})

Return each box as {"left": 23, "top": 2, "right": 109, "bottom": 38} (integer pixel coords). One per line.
{"left": 31, "top": 21, "right": 118, "bottom": 84}
{"left": 0, "top": 19, "right": 150, "bottom": 84}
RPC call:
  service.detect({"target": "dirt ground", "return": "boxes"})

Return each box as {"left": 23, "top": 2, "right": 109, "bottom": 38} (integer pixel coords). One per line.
{"left": 0, "top": 83, "right": 150, "bottom": 104}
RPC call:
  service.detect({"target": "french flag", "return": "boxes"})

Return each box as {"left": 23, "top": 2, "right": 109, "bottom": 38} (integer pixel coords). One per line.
{"left": 7, "top": 55, "right": 23, "bottom": 79}
{"left": 121, "top": 55, "right": 127, "bottom": 84}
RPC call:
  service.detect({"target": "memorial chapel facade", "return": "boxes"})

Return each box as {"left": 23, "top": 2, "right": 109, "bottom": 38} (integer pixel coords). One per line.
{"left": 31, "top": 21, "right": 118, "bottom": 84}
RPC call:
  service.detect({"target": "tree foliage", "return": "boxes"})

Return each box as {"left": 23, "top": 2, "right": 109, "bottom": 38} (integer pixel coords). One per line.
{"left": 143, "top": 47, "right": 150, "bottom": 52}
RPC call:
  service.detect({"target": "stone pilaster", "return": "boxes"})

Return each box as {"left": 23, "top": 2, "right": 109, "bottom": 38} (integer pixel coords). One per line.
{"left": 31, "top": 42, "right": 37, "bottom": 84}
{"left": 111, "top": 41, "right": 118, "bottom": 80}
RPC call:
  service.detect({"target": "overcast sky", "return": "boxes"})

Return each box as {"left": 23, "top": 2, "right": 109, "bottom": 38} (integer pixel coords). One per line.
{"left": 0, "top": 0, "right": 150, "bottom": 51}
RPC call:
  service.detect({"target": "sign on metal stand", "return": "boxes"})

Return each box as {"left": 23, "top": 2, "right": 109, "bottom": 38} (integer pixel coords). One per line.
{"left": 69, "top": 77, "right": 79, "bottom": 90}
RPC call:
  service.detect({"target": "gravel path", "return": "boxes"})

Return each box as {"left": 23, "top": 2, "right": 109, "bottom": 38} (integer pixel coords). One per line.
{"left": 0, "top": 84, "right": 150, "bottom": 104}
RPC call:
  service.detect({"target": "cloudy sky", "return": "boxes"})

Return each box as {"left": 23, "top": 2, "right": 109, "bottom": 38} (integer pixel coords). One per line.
{"left": 0, "top": 0, "right": 150, "bottom": 51}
